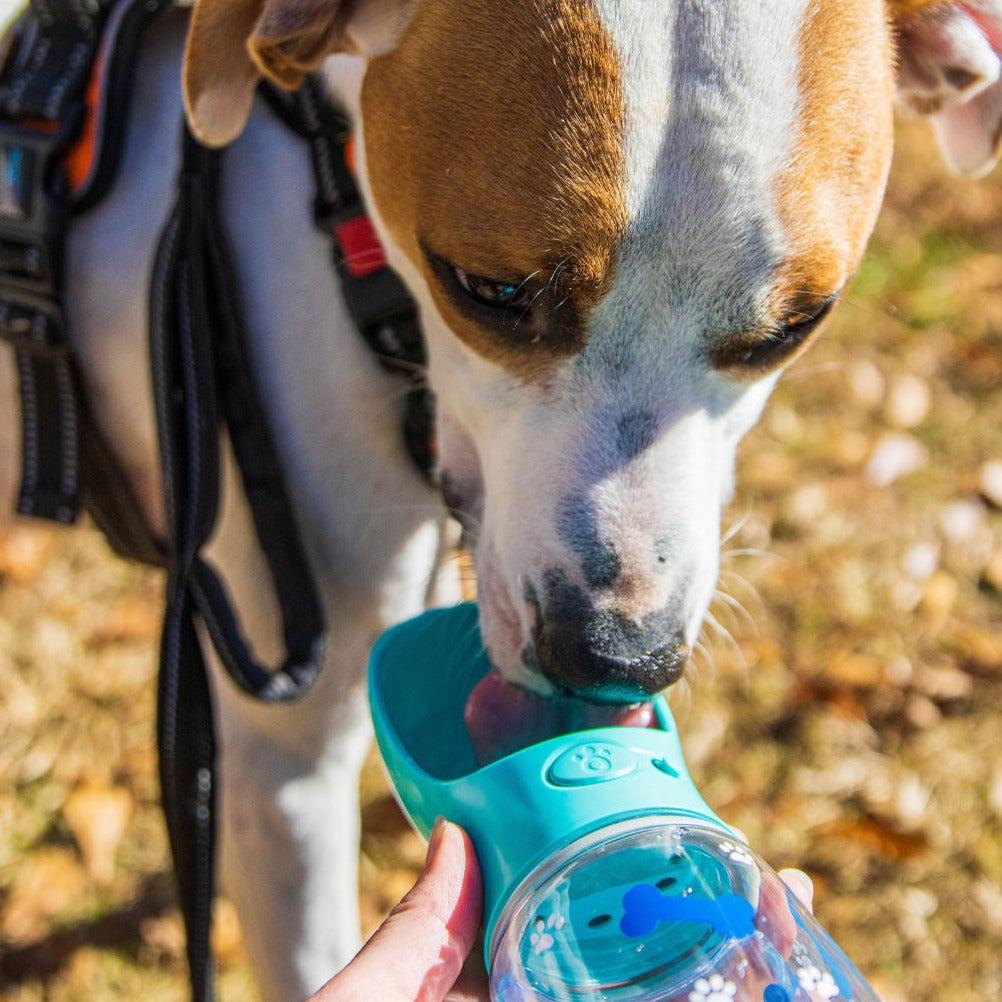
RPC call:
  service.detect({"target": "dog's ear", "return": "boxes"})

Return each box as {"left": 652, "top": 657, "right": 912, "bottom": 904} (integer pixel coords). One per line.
{"left": 184, "top": 0, "right": 413, "bottom": 148}
{"left": 892, "top": 0, "right": 1002, "bottom": 177}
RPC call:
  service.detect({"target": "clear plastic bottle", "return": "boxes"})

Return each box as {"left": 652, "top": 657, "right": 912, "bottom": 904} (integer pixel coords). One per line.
{"left": 489, "top": 817, "right": 880, "bottom": 1002}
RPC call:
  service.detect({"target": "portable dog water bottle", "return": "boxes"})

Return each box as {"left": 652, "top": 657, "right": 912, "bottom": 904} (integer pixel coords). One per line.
{"left": 369, "top": 603, "right": 883, "bottom": 1002}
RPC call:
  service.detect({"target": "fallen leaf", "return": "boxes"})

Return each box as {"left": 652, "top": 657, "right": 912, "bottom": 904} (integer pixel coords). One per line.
{"left": 883, "top": 372, "right": 931, "bottom": 429}
{"left": 815, "top": 817, "right": 929, "bottom": 861}
{"left": 865, "top": 432, "right": 929, "bottom": 486}
{"left": 912, "top": 664, "right": 974, "bottom": 701}
{"left": 828, "top": 652, "right": 885, "bottom": 689}
{"left": 85, "top": 596, "right": 161, "bottom": 649}
{"left": 978, "top": 459, "right": 1002, "bottom": 509}
{"left": 67, "top": 946, "right": 101, "bottom": 992}
{"left": 140, "top": 911, "right": 186, "bottom": 964}
{"left": 942, "top": 623, "right": 1002, "bottom": 675}
{"left": 918, "top": 569, "right": 959, "bottom": 626}
{"left": 0, "top": 847, "right": 88, "bottom": 944}
{"left": 62, "top": 781, "right": 134, "bottom": 885}
{"left": 212, "top": 897, "right": 246, "bottom": 968}
{"left": 0, "top": 525, "right": 55, "bottom": 584}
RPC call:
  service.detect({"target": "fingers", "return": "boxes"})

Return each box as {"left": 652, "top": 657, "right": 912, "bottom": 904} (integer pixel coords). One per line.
{"left": 308, "top": 819, "right": 484, "bottom": 1002}
{"left": 730, "top": 826, "right": 816, "bottom": 913}
{"left": 779, "top": 868, "right": 815, "bottom": 911}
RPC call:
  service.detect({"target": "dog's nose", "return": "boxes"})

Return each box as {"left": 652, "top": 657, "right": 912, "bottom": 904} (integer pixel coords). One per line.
{"left": 533, "top": 601, "right": 690, "bottom": 703}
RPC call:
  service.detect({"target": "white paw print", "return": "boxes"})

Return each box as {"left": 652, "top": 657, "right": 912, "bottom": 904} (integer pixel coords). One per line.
{"left": 688, "top": 974, "right": 738, "bottom": 1002}
{"left": 529, "top": 913, "right": 565, "bottom": 955}
{"left": 717, "top": 840, "right": 754, "bottom": 867}
{"left": 797, "top": 965, "right": 840, "bottom": 999}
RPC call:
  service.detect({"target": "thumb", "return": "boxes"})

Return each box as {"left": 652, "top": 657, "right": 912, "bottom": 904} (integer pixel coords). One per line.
{"left": 311, "top": 819, "right": 484, "bottom": 1002}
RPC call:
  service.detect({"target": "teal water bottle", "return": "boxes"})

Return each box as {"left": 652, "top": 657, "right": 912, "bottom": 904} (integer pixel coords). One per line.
{"left": 369, "top": 603, "right": 883, "bottom": 1002}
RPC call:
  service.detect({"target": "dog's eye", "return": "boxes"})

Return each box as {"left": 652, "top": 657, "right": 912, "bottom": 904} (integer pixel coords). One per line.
{"left": 712, "top": 293, "right": 838, "bottom": 373}
{"left": 451, "top": 265, "right": 533, "bottom": 311}
{"left": 778, "top": 295, "right": 835, "bottom": 335}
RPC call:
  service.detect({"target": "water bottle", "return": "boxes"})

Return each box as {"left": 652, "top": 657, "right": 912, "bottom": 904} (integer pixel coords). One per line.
{"left": 369, "top": 603, "right": 883, "bottom": 1002}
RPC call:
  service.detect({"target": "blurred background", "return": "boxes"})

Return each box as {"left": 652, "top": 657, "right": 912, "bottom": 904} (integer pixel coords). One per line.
{"left": 0, "top": 4, "right": 1001, "bottom": 1000}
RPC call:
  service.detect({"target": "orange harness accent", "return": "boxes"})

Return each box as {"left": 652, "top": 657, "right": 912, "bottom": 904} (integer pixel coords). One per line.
{"left": 65, "top": 44, "right": 106, "bottom": 196}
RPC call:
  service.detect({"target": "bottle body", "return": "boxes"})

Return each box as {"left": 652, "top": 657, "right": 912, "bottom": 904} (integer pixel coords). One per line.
{"left": 489, "top": 817, "right": 880, "bottom": 1002}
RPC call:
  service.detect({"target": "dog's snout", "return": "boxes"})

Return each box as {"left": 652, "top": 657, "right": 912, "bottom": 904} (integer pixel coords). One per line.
{"left": 533, "top": 573, "right": 689, "bottom": 703}
{"left": 534, "top": 612, "right": 689, "bottom": 702}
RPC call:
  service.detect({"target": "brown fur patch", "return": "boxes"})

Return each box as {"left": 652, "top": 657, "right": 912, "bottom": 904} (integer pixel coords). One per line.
{"left": 771, "top": 0, "right": 896, "bottom": 343}
{"left": 711, "top": 0, "right": 896, "bottom": 377}
{"left": 361, "top": 0, "right": 627, "bottom": 379}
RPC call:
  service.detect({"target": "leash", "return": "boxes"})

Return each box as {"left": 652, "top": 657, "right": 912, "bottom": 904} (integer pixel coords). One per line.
{"left": 150, "top": 126, "right": 329, "bottom": 1001}
{"left": 147, "top": 85, "right": 432, "bottom": 1001}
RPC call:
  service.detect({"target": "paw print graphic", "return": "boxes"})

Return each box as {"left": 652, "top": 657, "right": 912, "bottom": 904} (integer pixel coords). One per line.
{"left": 717, "top": 840, "right": 754, "bottom": 867}
{"left": 529, "top": 913, "right": 565, "bottom": 955}
{"left": 797, "top": 964, "right": 840, "bottom": 1000}
{"left": 571, "top": 744, "right": 614, "bottom": 774}
{"left": 688, "top": 973, "right": 737, "bottom": 1002}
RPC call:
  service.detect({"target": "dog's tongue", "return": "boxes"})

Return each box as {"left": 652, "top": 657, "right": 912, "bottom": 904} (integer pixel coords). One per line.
{"left": 464, "top": 669, "right": 655, "bottom": 766}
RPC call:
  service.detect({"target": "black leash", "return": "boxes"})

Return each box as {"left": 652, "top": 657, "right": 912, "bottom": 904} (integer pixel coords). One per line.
{"left": 148, "top": 87, "right": 433, "bottom": 1000}
{"left": 150, "top": 127, "right": 329, "bottom": 1001}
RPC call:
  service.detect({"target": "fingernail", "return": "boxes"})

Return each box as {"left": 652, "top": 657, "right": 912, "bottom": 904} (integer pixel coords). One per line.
{"left": 787, "top": 869, "right": 814, "bottom": 903}
{"left": 426, "top": 816, "right": 448, "bottom": 864}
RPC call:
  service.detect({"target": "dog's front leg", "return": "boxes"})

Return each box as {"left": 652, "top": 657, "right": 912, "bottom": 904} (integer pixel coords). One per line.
{"left": 211, "top": 654, "right": 374, "bottom": 1001}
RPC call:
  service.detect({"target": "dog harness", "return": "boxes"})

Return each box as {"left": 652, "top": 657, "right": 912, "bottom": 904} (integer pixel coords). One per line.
{"left": 0, "top": 3, "right": 432, "bottom": 1000}
{"left": 0, "top": 0, "right": 169, "bottom": 564}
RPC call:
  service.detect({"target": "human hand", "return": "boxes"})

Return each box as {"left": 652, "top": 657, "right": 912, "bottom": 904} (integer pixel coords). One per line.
{"left": 307, "top": 818, "right": 485, "bottom": 1002}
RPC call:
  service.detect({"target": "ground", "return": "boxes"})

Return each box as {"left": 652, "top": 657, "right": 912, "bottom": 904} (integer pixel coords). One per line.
{"left": 1, "top": 119, "right": 1001, "bottom": 1002}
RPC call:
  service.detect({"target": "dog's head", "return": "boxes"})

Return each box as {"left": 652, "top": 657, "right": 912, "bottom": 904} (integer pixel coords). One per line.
{"left": 186, "top": 0, "right": 1002, "bottom": 750}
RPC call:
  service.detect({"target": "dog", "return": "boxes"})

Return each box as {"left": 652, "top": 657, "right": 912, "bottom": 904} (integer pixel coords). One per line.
{"left": 2, "top": 0, "right": 1001, "bottom": 998}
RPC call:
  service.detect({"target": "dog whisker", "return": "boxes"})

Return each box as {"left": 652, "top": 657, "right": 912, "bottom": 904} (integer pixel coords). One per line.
{"left": 715, "top": 568, "right": 767, "bottom": 620}
{"left": 703, "top": 610, "right": 747, "bottom": 673}
{"left": 711, "top": 587, "right": 759, "bottom": 635}
{"left": 719, "top": 546, "right": 777, "bottom": 562}
{"left": 721, "top": 501, "right": 756, "bottom": 546}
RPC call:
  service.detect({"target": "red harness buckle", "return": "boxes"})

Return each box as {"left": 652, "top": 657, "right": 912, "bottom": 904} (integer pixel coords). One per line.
{"left": 334, "top": 213, "right": 388, "bottom": 279}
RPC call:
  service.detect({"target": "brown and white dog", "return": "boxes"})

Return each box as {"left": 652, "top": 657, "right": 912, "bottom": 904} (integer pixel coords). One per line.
{"left": 2, "top": 0, "right": 1001, "bottom": 998}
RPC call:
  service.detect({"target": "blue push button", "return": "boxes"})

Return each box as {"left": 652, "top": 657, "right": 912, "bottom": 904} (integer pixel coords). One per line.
{"left": 548, "top": 741, "right": 636, "bottom": 787}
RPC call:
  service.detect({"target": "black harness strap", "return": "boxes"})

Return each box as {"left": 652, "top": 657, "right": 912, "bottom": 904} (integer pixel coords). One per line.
{"left": 0, "top": 0, "right": 169, "bottom": 562}
{"left": 265, "top": 77, "right": 435, "bottom": 478}
{"left": 150, "top": 128, "right": 327, "bottom": 1002}
{"left": 0, "top": 0, "right": 99, "bottom": 524}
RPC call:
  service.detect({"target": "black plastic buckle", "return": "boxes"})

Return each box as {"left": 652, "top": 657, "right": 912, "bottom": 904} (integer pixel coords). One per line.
{"left": 0, "top": 119, "right": 74, "bottom": 357}
{"left": 316, "top": 206, "right": 415, "bottom": 339}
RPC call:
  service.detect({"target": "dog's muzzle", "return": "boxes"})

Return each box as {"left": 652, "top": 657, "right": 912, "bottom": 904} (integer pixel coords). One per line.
{"left": 531, "top": 571, "right": 690, "bottom": 703}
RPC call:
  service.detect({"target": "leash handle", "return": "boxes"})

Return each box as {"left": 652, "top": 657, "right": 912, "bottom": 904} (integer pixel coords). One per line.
{"left": 150, "top": 127, "right": 328, "bottom": 1002}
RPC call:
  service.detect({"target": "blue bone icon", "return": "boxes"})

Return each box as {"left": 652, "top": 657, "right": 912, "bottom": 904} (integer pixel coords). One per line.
{"left": 620, "top": 883, "right": 756, "bottom": 939}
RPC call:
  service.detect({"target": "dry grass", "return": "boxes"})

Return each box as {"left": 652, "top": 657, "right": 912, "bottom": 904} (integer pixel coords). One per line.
{"left": 1, "top": 119, "right": 1001, "bottom": 1001}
